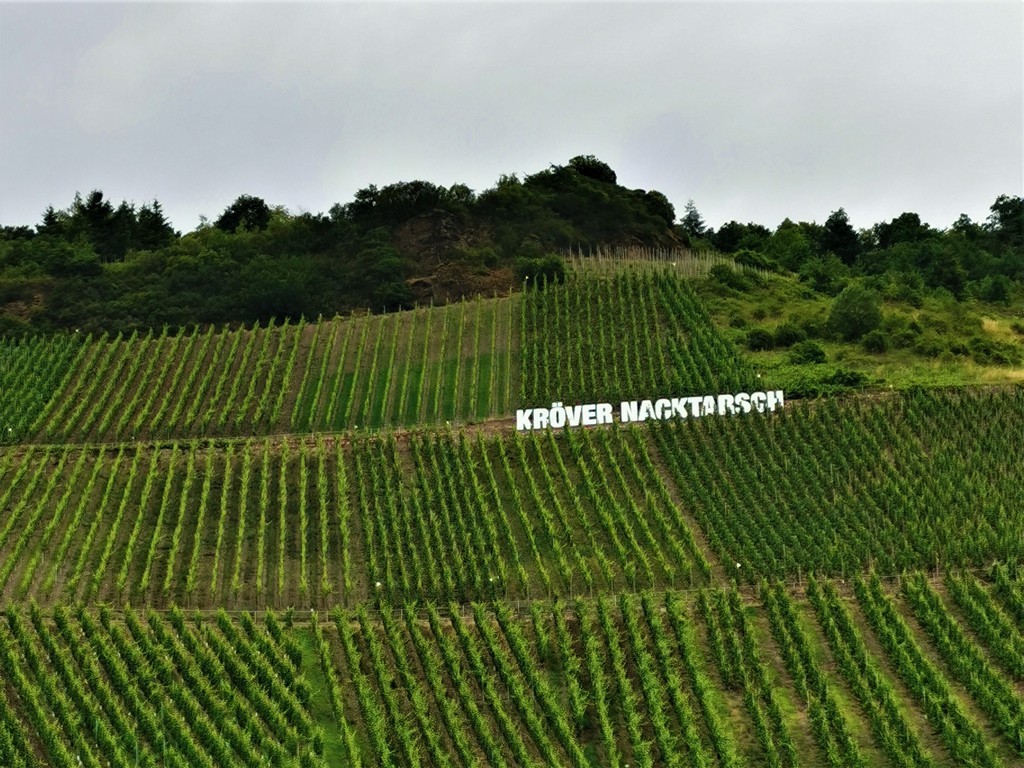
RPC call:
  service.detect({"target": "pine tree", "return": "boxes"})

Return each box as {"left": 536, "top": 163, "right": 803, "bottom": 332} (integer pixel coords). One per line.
{"left": 680, "top": 199, "right": 706, "bottom": 238}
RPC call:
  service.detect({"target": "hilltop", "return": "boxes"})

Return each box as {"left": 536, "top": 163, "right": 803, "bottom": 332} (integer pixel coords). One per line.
{"left": 2, "top": 157, "right": 1019, "bottom": 340}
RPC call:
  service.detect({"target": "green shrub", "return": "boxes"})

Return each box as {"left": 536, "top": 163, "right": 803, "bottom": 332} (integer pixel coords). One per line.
{"left": 795, "top": 315, "right": 826, "bottom": 339}
{"left": 788, "top": 340, "right": 826, "bottom": 364}
{"left": 746, "top": 327, "right": 774, "bottom": 351}
{"left": 0, "top": 315, "right": 29, "bottom": 336}
{"left": 733, "top": 249, "right": 778, "bottom": 272}
{"left": 970, "top": 275, "right": 1012, "bottom": 304}
{"left": 798, "top": 254, "right": 849, "bottom": 295}
{"left": 775, "top": 365, "right": 867, "bottom": 397}
{"left": 772, "top": 320, "right": 806, "bottom": 348}
{"left": 918, "top": 311, "right": 949, "bottom": 334}
{"left": 826, "top": 367, "right": 867, "bottom": 388}
{"left": 862, "top": 329, "right": 889, "bottom": 353}
{"left": 882, "top": 272, "right": 925, "bottom": 307}
{"left": 452, "top": 244, "right": 500, "bottom": 268}
{"left": 969, "top": 335, "right": 1021, "bottom": 366}
{"left": 828, "top": 282, "right": 882, "bottom": 341}
{"left": 708, "top": 263, "right": 755, "bottom": 292}
{"left": 914, "top": 333, "right": 947, "bottom": 358}
{"left": 516, "top": 255, "right": 565, "bottom": 288}
{"left": 879, "top": 313, "right": 920, "bottom": 349}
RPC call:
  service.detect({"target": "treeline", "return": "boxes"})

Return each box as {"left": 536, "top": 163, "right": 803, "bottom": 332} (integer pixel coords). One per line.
{"left": 685, "top": 196, "right": 1024, "bottom": 304}
{"left": 0, "top": 152, "right": 1020, "bottom": 334}
{"left": 0, "top": 156, "right": 676, "bottom": 333}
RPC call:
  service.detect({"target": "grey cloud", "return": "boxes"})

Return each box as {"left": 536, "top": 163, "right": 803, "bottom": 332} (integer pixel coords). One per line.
{"left": 1, "top": 1, "right": 1019, "bottom": 234}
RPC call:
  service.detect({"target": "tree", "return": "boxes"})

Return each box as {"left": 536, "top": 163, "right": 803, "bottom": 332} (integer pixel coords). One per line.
{"left": 798, "top": 253, "right": 849, "bottom": 295}
{"left": 974, "top": 274, "right": 1011, "bottom": 304}
{"left": 766, "top": 220, "right": 814, "bottom": 271}
{"left": 828, "top": 282, "right": 882, "bottom": 341}
{"left": 714, "top": 221, "right": 745, "bottom": 252}
{"left": 927, "top": 241, "right": 968, "bottom": 297}
{"left": 240, "top": 253, "right": 311, "bottom": 320}
{"left": 788, "top": 340, "right": 826, "bottom": 364}
{"left": 737, "top": 223, "right": 772, "bottom": 252}
{"left": 0, "top": 225, "right": 34, "bottom": 241}
{"left": 337, "top": 181, "right": 458, "bottom": 230}
{"left": 353, "top": 228, "right": 412, "bottom": 311}
{"left": 215, "top": 194, "right": 272, "bottom": 233}
{"left": 713, "top": 221, "right": 770, "bottom": 253}
{"left": 568, "top": 155, "right": 617, "bottom": 185}
{"left": 516, "top": 255, "right": 566, "bottom": 288}
{"left": 70, "top": 190, "right": 117, "bottom": 260}
{"left": 136, "top": 201, "right": 177, "bottom": 250}
{"left": 643, "top": 190, "right": 675, "bottom": 226}
{"left": 74, "top": 190, "right": 114, "bottom": 235}
{"left": 874, "top": 212, "right": 933, "bottom": 249}
{"left": 37, "top": 206, "right": 65, "bottom": 238}
{"left": 822, "top": 208, "right": 860, "bottom": 265}
{"left": 680, "top": 199, "right": 706, "bottom": 238}
{"left": 986, "top": 194, "right": 1023, "bottom": 250}
{"left": 446, "top": 183, "right": 476, "bottom": 208}
{"left": 105, "top": 201, "right": 137, "bottom": 261}
{"left": 952, "top": 213, "right": 983, "bottom": 241}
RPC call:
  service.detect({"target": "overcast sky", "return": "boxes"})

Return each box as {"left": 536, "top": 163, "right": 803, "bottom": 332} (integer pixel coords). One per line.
{"left": 1, "top": 1, "right": 1020, "bottom": 235}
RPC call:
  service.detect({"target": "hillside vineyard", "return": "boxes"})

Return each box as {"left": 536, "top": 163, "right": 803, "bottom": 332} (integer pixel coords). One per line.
{"left": 1, "top": 264, "right": 1023, "bottom": 767}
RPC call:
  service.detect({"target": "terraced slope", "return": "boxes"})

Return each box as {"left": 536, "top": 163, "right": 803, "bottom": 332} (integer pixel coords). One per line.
{"left": 3, "top": 572, "right": 1024, "bottom": 767}
{"left": 1, "top": 267, "right": 755, "bottom": 445}
{"left": 1, "top": 261, "right": 1021, "bottom": 767}
{"left": 0, "top": 388, "right": 1021, "bottom": 611}
{"left": 24, "top": 298, "right": 518, "bottom": 444}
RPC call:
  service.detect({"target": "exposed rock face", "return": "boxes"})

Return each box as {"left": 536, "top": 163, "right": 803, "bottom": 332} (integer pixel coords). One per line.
{"left": 1, "top": 286, "right": 46, "bottom": 323}
{"left": 392, "top": 209, "right": 464, "bottom": 271}
{"left": 393, "top": 210, "right": 513, "bottom": 304}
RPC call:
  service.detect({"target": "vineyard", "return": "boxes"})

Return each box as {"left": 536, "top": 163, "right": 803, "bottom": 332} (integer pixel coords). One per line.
{"left": 1, "top": 262, "right": 1022, "bottom": 766}
{"left": 5, "top": 297, "right": 517, "bottom": 445}
{"left": 3, "top": 573, "right": 1024, "bottom": 767}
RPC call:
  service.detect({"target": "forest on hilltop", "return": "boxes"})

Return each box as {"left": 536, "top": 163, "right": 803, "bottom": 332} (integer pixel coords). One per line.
{"left": 0, "top": 154, "right": 1021, "bottom": 335}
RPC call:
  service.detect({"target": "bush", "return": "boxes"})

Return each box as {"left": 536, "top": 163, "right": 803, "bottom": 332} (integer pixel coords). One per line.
{"left": 746, "top": 327, "right": 775, "bottom": 351}
{"left": 516, "top": 255, "right": 565, "bottom": 288}
{"left": 828, "top": 282, "right": 882, "bottom": 341}
{"left": 949, "top": 340, "right": 970, "bottom": 356}
{"left": 798, "top": 254, "right": 849, "bottom": 295}
{"left": 775, "top": 365, "right": 867, "bottom": 397}
{"left": 772, "top": 320, "right": 806, "bottom": 348}
{"left": 882, "top": 270, "right": 925, "bottom": 307}
{"left": 969, "top": 335, "right": 1021, "bottom": 366}
{"left": 0, "top": 279, "right": 35, "bottom": 305}
{"left": 0, "top": 315, "right": 29, "bottom": 336}
{"left": 793, "top": 315, "right": 826, "bottom": 340}
{"left": 1011, "top": 321, "right": 1024, "bottom": 336}
{"left": 862, "top": 329, "right": 889, "bottom": 353}
{"left": 826, "top": 367, "right": 868, "bottom": 388}
{"left": 708, "top": 263, "right": 755, "bottom": 292}
{"left": 914, "top": 333, "right": 947, "bottom": 358}
{"left": 788, "top": 340, "right": 826, "bottom": 364}
{"left": 733, "top": 249, "right": 778, "bottom": 272}
{"left": 974, "top": 275, "right": 1012, "bottom": 304}
{"left": 918, "top": 311, "right": 949, "bottom": 336}
{"left": 879, "top": 313, "right": 920, "bottom": 349}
